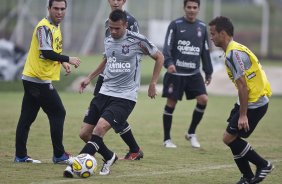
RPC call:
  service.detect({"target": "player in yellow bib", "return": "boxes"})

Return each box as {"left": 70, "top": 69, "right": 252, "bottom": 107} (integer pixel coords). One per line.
{"left": 209, "top": 16, "right": 274, "bottom": 184}
{"left": 15, "top": 0, "right": 80, "bottom": 164}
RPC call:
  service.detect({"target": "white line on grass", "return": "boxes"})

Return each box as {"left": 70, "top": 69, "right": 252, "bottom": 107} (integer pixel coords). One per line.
{"left": 31, "top": 159, "right": 282, "bottom": 184}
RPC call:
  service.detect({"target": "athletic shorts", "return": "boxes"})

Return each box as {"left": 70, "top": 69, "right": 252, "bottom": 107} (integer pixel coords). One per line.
{"left": 93, "top": 75, "right": 104, "bottom": 96}
{"left": 226, "top": 103, "right": 268, "bottom": 138}
{"left": 83, "top": 94, "right": 136, "bottom": 133}
{"left": 162, "top": 72, "right": 207, "bottom": 101}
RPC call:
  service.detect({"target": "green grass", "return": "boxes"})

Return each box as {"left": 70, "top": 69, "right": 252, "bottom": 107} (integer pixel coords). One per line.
{"left": 0, "top": 54, "right": 280, "bottom": 92}
{"left": 0, "top": 92, "right": 281, "bottom": 184}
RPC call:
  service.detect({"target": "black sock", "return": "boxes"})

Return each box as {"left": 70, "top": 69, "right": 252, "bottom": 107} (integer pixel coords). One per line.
{"left": 80, "top": 134, "right": 113, "bottom": 161}
{"left": 163, "top": 105, "right": 174, "bottom": 141}
{"left": 245, "top": 148, "right": 268, "bottom": 168}
{"left": 188, "top": 103, "right": 206, "bottom": 134}
{"left": 98, "top": 142, "right": 114, "bottom": 161}
{"left": 234, "top": 158, "right": 254, "bottom": 179}
{"left": 80, "top": 134, "right": 100, "bottom": 155}
{"left": 120, "top": 124, "right": 139, "bottom": 153}
{"left": 228, "top": 138, "right": 254, "bottom": 179}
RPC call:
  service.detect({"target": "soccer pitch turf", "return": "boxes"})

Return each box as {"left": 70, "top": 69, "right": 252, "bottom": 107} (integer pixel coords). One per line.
{"left": 0, "top": 92, "right": 281, "bottom": 184}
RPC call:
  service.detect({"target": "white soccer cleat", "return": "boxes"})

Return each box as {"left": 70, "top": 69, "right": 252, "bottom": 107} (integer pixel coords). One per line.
{"left": 163, "top": 139, "right": 177, "bottom": 148}
{"left": 63, "top": 165, "right": 74, "bottom": 178}
{"left": 185, "top": 133, "right": 200, "bottom": 148}
{"left": 99, "top": 153, "right": 118, "bottom": 175}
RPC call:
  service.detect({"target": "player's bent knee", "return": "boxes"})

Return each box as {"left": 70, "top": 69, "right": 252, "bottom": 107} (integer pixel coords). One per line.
{"left": 223, "top": 132, "right": 237, "bottom": 145}
{"left": 197, "top": 95, "right": 208, "bottom": 105}
{"left": 79, "top": 131, "right": 91, "bottom": 143}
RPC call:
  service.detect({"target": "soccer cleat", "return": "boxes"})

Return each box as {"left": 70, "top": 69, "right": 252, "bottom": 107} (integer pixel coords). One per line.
{"left": 250, "top": 161, "right": 274, "bottom": 183}
{"left": 185, "top": 133, "right": 200, "bottom": 148}
{"left": 53, "top": 152, "right": 73, "bottom": 164}
{"left": 163, "top": 139, "right": 177, "bottom": 148}
{"left": 123, "top": 148, "right": 144, "bottom": 160}
{"left": 99, "top": 153, "right": 118, "bottom": 175}
{"left": 236, "top": 177, "right": 251, "bottom": 184}
{"left": 14, "top": 156, "right": 41, "bottom": 163}
{"left": 63, "top": 165, "right": 74, "bottom": 178}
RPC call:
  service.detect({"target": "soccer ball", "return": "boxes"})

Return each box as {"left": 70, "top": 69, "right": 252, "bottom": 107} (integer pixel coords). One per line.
{"left": 72, "top": 153, "right": 97, "bottom": 178}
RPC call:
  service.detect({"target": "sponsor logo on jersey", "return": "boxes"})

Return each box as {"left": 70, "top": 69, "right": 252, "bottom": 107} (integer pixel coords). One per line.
{"left": 235, "top": 51, "right": 245, "bottom": 71}
{"left": 138, "top": 42, "right": 149, "bottom": 55}
{"left": 176, "top": 59, "right": 196, "bottom": 69}
{"left": 247, "top": 72, "right": 256, "bottom": 80}
{"left": 127, "top": 38, "right": 135, "bottom": 43}
{"left": 167, "top": 29, "right": 173, "bottom": 46}
{"left": 177, "top": 40, "right": 200, "bottom": 55}
{"left": 55, "top": 37, "right": 62, "bottom": 50}
{"left": 38, "top": 27, "right": 43, "bottom": 47}
{"left": 108, "top": 56, "right": 131, "bottom": 73}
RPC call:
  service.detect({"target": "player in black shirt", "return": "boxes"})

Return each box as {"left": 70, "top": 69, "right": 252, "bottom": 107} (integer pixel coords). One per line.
{"left": 162, "top": 0, "right": 213, "bottom": 148}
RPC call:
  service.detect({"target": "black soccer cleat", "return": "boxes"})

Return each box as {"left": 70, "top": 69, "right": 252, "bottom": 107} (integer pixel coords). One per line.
{"left": 236, "top": 177, "right": 252, "bottom": 184}
{"left": 250, "top": 161, "right": 274, "bottom": 183}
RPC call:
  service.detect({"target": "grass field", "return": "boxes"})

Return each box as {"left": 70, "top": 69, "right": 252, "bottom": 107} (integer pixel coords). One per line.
{"left": 0, "top": 91, "right": 281, "bottom": 184}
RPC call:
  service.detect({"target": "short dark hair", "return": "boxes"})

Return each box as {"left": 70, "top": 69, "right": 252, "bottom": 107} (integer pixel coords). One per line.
{"left": 109, "top": 9, "right": 127, "bottom": 23}
{"left": 209, "top": 16, "right": 234, "bottom": 37}
{"left": 184, "top": 0, "right": 200, "bottom": 7}
{"left": 49, "top": 0, "right": 67, "bottom": 8}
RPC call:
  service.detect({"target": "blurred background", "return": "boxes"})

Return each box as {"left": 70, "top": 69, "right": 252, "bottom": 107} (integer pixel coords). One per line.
{"left": 0, "top": 0, "right": 281, "bottom": 90}
{"left": 1, "top": 0, "right": 282, "bottom": 56}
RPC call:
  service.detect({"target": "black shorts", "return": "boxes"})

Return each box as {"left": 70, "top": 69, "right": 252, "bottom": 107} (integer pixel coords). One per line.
{"left": 83, "top": 94, "right": 136, "bottom": 133}
{"left": 93, "top": 75, "right": 104, "bottom": 96}
{"left": 162, "top": 72, "right": 207, "bottom": 101}
{"left": 226, "top": 103, "right": 268, "bottom": 138}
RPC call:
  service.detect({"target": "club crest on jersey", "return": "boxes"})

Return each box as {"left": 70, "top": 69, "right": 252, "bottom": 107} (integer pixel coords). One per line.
{"left": 122, "top": 45, "right": 130, "bottom": 55}
{"left": 197, "top": 27, "right": 202, "bottom": 37}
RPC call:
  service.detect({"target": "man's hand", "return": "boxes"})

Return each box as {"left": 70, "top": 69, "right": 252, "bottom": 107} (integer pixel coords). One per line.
{"left": 148, "top": 82, "right": 157, "bottom": 99}
{"left": 62, "top": 62, "right": 71, "bottom": 76}
{"left": 167, "top": 65, "right": 176, "bottom": 73}
{"left": 205, "top": 74, "right": 212, "bottom": 85}
{"left": 238, "top": 115, "right": 249, "bottom": 132}
{"left": 69, "top": 57, "right": 81, "bottom": 68}
{"left": 79, "top": 77, "right": 91, "bottom": 93}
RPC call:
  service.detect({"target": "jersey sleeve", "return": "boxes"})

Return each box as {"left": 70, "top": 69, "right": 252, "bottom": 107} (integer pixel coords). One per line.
{"left": 127, "top": 16, "right": 139, "bottom": 33}
{"left": 201, "top": 26, "right": 213, "bottom": 76}
{"left": 138, "top": 36, "right": 158, "bottom": 56}
{"left": 162, "top": 21, "right": 176, "bottom": 68}
{"left": 226, "top": 50, "right": 250, "bottom": 81}
{"left": 36, "top": 26, "right": 53, "bottom": 51}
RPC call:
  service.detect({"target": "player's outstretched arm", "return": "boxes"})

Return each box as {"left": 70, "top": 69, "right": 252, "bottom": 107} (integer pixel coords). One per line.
{"left": 148, "top": 50, "right": 164, "bottom": 99}
{"left": 79, "top": 59, "right": 106, "bottom": 93}
{"left": 69, "top": 57, "right": 81, "bottom": 68}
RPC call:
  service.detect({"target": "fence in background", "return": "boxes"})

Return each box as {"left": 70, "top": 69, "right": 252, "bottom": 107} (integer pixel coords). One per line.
{"left": 0, "top": 0, "right": 281, "bottom": 59}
